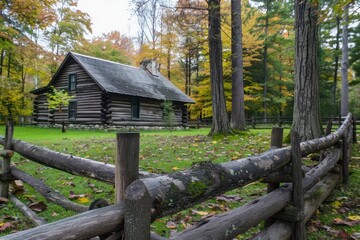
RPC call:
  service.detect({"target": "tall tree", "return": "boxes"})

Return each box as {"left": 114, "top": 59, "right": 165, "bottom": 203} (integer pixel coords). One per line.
{"left": 341, "top": 2, "right": 349, "bottom": 116}
{"left": 132, "top": 0, "right": 166, "bottom": 50}
{"left": 230, "top": 0, "right": 246, "bottom": 130}
{"left": 75, "top": 31, "right": 135, "bottom": 65}
{"left": 251, "top": 0, "right": 294, "bottom": 120}
{"left": 45, "top": 0, "right": 91, "bottom": 59}
{"left": 208, "top": 0, "right": 232, "bottom": 135}
{"left": 292, "top": 0, "right": 322, "bottom": 141}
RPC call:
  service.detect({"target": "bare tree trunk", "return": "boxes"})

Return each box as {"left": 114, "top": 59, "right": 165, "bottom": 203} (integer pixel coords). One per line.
{"left": 292, "top": 0, "right": 322, "bottom": 141}
{"left": 0, "top": 49, "right": 4, "bottom": 76}
{"left": 332, "top": 17, "right": 340, "bottom": 116}
{"left": 341, "top": 3, "right": 349, "bottom": 117}
{"left": 230, "top": 0, "right": 246, "bottom": 131}
{"left": 208, "top": 0, "right": 232, "bottom": 135}
{"left": 263, "top": 3, "right": 269, "bottom": 122}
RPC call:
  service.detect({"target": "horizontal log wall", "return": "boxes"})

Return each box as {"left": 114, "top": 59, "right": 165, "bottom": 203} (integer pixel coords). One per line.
{"left": 110, "top": 94, "right": 185, "bottom": 127}
{"left": 33, "top": 95, "right": 50, "bottom": 124}
{"left": 53, "top": 62, "right": 102, "bottom": 124}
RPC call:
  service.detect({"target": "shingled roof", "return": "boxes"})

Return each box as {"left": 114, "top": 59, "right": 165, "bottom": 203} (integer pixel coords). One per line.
{"left": 35, "top": 52, "right": 194, "bottom": 103}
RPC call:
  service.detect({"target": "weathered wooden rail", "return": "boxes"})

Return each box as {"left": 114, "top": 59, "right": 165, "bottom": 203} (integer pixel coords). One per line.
{"left": 0, "top": 113, "right": 356, "bottom": 240}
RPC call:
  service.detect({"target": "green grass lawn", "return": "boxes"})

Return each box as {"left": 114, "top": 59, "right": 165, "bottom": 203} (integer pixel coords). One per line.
{"left": 0, "top": 125, "right": 359, "bottom": 239}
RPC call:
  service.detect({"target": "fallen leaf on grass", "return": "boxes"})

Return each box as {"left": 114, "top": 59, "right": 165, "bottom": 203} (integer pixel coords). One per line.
{"left": 321, "top": 225, "right": 340, "bottom": 236}
{"left": 29, "top": 202, "right": 47, "bottom": 212}
{"left": 348, "top": 215, "right": 360, "bottom": 221}
{"left": 62, "top": 181, "right": 76, "bottom": 187}
{"left": 216, "top": 195, "right": 242, "bottom": 203}
{"left": 0, "top": 222, "right": 11, "bottom": 232}
{"left": 333, "top": 218, "right": 360, "bottom": 227}
{"left": 69, "top": 191, "right": 86, "bottom": 199}
{"left": 337, "top": 230, "right": 352, "bottom": 239}
{"left": 192, "top": 210, "right": 209, "bottom": 216}
{"left": 23, "top": 195, "right": 36, "bottom": 202}
{"left": 166, "top": 221, "right": 177, "bottom": 229}
{"left": 78, "top": 197, "right": 90, "bottom": 203}
{"left": 331, "top": 201, "right": 342, "bottom": 209}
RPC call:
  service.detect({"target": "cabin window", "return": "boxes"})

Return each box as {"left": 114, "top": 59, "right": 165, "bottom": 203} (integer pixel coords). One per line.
{"left": 68, "top": 73, "right": 77, "bottom": 91}
{"left": 131, "top": 98, "right": 140, "bottom": 119}
{"left": 68, "top": 101, "right": 77, "bottom": 119}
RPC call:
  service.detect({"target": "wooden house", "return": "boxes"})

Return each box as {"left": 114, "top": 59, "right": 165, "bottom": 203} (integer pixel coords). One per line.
{"left": 31, "top": 52, "right": 194, "bottom": 128}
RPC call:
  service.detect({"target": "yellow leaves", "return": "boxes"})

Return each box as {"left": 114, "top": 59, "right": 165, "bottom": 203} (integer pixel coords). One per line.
{"left": 348, "top": 215, "right": 360, "bottom": 221}
{"left": 193, "top": 210, "right": 209, "bottom": 216}
{"left": 78, "top": 197, "right": 90, "bottom": 203}
{"left": 331, "top": 201, "right": 342, "bottom": 209}
{"left": 172, "top": 167, "right": 180, "bottom": 171}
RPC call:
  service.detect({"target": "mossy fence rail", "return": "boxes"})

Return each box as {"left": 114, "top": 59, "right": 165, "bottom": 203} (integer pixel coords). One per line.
{"left": 0, "top": 113, "right": 357, "bottom": 240}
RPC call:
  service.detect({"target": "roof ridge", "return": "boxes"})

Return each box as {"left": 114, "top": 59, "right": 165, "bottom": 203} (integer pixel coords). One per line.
{"left": 70, "top": 52, "right": 140, "bottom": 70}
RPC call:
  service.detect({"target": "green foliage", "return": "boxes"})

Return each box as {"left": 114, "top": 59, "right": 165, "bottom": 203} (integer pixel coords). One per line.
{"left": 74, "top": 31, "right": 134, "bottom": 65}
{"left": 45, "top": 86, "right": 73, "bottom": 112}
{"left": 161, "top": 100, "right": 176, "bottom": 128}
{"left": 45, "top": 0, "right": 92, "bottom": 56}
{"left": 0, "top": 77, "right": 32, "bottom": 120}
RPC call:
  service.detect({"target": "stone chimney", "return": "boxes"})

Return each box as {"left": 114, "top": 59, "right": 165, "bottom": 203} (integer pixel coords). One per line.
{"left": 140, "top": 59, "right": 158, "bottom": 76}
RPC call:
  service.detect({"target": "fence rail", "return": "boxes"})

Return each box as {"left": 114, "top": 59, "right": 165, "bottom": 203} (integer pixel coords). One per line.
{"left": 0, "top": 113, "right": 356, "bottom": 240}
{"left": 189, "top": 115, "right": 359, "bottom": 130}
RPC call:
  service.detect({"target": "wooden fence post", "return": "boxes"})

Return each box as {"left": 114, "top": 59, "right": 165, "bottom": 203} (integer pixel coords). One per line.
{"left": 115, "top": 132, "right": 140, "bottom": 203}
{"left": 124, "top": 180, "right": 151, "bottom": 240}
{"left": 291, "top": 129, "right": 306, "bottom": 240}
{"left": 0, "top": 121, "right": 14, "bottom": 198}
{"left": 341, "top": 129, "right": 349, "bottom": 186}
{"left": 252, "top": 116, "right": 256, "bottom": 129}
{"left": 264, "top": 127, "right": 283, "bottom": 228}
{"left": 319, "top": 121, "right": 333, "bottom": 162}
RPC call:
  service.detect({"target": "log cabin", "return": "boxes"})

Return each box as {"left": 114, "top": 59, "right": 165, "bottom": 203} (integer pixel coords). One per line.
{"left": 31, "top": 52, "right": 194, "bottom": 128}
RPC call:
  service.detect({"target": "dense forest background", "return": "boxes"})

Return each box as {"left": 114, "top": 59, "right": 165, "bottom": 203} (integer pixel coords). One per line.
{"left": 0, "top": 0, "right": 359, "bottom": 121}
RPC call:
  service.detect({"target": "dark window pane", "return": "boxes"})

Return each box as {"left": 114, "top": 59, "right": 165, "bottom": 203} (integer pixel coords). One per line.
{"left": 132, "top": 98, "right": 140, "bottom": 119}
{"left": 68, "top": 102, "right": 77, "bottom": 119}
{"left": 69, "top": 74, "right": 77, "bottom": 91}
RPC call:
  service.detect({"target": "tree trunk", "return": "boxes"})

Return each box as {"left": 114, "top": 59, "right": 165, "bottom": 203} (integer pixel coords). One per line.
{"left": 208, "top": 0, "right": 232, "bottom": 135}
{"left": 292, "top": 0, "right": 322, "bottom": 141}
{"left": 341, "top": 3, "right": 349, "bottom": 117}
{"left": 230, "top": 0, "right": 246, "bottom": 131}
{"left": 0, "top": 49, "right": 4, "bottom": 76}
{"left": 263, "top": 3, "right": 269, "bottom": 122}
{"left": 332, "top": 17, "right": 340, "bottom": 116}
{"left": 7, "top": 51, "right": 11, "bottom": 78}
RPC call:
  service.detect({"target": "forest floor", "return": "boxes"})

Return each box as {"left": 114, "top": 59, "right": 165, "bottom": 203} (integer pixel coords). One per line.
{"left": 0, "top": 126, "right": 359, "bottom": 239}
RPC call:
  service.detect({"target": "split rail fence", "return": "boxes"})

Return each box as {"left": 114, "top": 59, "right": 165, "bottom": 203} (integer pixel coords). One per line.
{"left": 0, "top": 113, "right": 357, "bottom": 240}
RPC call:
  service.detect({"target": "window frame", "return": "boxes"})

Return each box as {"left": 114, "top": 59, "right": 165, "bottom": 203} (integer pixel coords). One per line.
{"left": 68, "top": 73, "right": 77, "bottom": 91}
{"left": 131, "top": 98, "right": 140, "bottom": 119}
{"left": 68, "top": 101, "right": 77, "bottom": 120}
